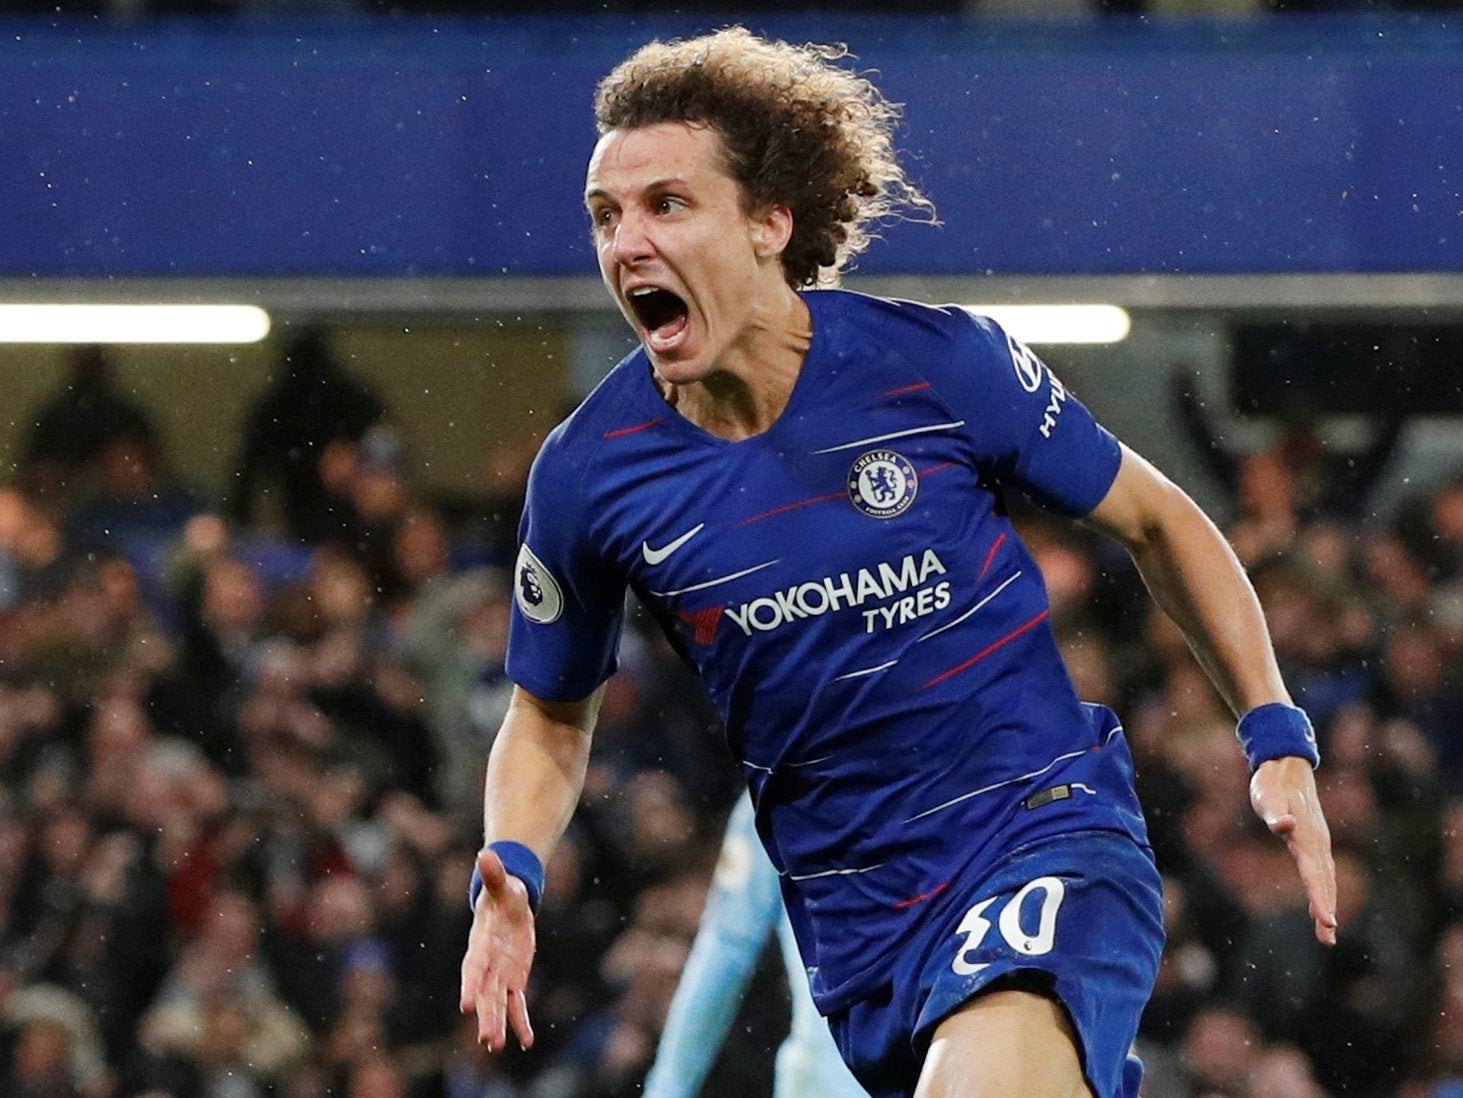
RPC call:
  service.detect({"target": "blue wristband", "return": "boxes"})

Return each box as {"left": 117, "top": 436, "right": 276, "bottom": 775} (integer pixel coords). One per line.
{"left": 468, "top": 841, "right": 545, "bottom": 915}
{"left": 1236, "top": 703, "right": 1320, "bottom": 771}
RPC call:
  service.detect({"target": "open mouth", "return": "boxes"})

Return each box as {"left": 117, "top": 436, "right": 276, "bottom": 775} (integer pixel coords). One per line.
{"left": 627, "top": 287, "right": 690, "bottom": 346}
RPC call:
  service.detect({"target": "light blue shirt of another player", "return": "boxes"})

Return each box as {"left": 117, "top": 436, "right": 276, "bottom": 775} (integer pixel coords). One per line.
{"left": 643, "top": 796, "right": 867, "bottom": 1098}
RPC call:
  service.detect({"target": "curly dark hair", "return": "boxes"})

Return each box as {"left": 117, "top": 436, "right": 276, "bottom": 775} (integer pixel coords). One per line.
{"left": 594, "top": 27, "right": 936, "bottom": 288}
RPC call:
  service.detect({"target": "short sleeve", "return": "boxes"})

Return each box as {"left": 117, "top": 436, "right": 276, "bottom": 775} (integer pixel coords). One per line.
{"left": 950, "top": 310, "right": 1122, "bottom": 516}
{"left": 504, "top": 429, "right": 627, "bottom": 702}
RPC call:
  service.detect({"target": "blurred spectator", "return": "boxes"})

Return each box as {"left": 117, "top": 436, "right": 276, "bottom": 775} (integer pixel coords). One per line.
{"left": 1248, "top": 553, "right": 1373, "bottom": 731}
{"left": 228, "top": 328, "right": 386, "bottom": 545}
{"left": 266, "top": 873, "right": 379, "bottom": 1033}
{"left": 1363, "top": 528, "right": 1435, "bottom": 621}
{"left": 420, "top": 1017, "right": 523, "bottom": 1098}
{"left": 0, "top": 488, "right": 67, "bottom": 611}
{"left": 1140, "top": 875, "right": 1220, "bottom": 1047}
{"left": 1373, "top": 623, "right": 1463, "bottom": 792}
{"left": 1248, "top": 1044, "right": 1328, "bottom": 1098}
{"left": 19, "top": 346, "right": 158, "bottom": 516}
{"left": 137, "top": 890, "right": 308, "bottom": 1092}
{"left": 433, "top": 428, "right": 544, "bottom": 573}
{"left": 399, "top": 567, "right": 512, "bottom": 816}
{"left": 1171, "top": 366, "right": 1406, "bottom": 528}
{"left": 13, "top": 350, "right": 209, "bottom": 615}
{"left": 1179, "top": 1003, "right": 1261, "bottom": 1095}
{"left": 0, "top": 998, "right": 107, "bottom": 1098}
{"left": 63, "top": 432, "right": 207, "bottom": 579}
{"left": 148, "top": 524, "right": 270, "bottom": 773}
{"left": 1398, "top": 473, "right": 1463, "bottom": 583}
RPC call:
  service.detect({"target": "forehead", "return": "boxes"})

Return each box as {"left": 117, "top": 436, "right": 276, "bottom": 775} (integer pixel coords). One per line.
{"left": 584, "top": 122, "right": 732, "bottom": 200}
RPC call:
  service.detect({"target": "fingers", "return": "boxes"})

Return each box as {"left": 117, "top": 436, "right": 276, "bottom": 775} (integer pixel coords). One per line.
{"left": 464, "top": 957, "right": 507, "bottom": 1049}
{"left": 460, "top": 960, "right": 502, "bottom": 1044}
{"left": 459, "top": 902, "right": 493, "bottom": 1014}
{"left": 1301, "top": 869, "right": 1338, "bottom": 944}
{"left": 458, "top": 952, "right": 480, "bottom": 1015}
{"left": 1312, "top": 907, "right": 1339, "bottom": 946}
{"left": 485, "top": 969, "right": 508, "bottom": 1050}
{"left": 1292, "top": 828, "right": 1338, "bottom": 946}
{"left": 508, "top": 987, "right": 536, "bottom": 1050}
{"left": 462, "top": 956, "right": 517, "bottom": 1050}
{"left": 1274, "top": 810, "right": 1338, "bottom": 946}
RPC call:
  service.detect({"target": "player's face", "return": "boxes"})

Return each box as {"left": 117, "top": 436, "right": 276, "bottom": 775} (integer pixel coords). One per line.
{"left": 584, "top": 122, "right": 791, "bottom": 385}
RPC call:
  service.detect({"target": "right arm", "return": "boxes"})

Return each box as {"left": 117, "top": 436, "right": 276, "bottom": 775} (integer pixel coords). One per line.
{"left": 464, "top": 415, "right": 627, "bottom": 1048}
{"left": 483, "top": 685, "right": 602, "bottom": 858}
{"left": 459, "top": 684, "right": 603, "bottom": 1051}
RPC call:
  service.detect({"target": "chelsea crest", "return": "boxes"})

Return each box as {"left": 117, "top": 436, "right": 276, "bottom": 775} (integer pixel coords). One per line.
{"left": 847, "top": 449, "right": 918, "bottom": 519}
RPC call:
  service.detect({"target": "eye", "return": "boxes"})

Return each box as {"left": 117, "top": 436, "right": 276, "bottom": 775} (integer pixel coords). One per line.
{"left": 589, "top": 205, "right": 618, "bottom": 229}
{"left": 655, "top": 195, "right": 686, "bottom": 215}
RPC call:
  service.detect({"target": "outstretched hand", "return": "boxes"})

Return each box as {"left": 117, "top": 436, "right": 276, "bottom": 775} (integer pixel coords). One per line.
{"left": 1250, "top": 756, "right": 1338, "bottom": 945}
{"left": 459, "top": 846, "right": 538, "bottom": 1050}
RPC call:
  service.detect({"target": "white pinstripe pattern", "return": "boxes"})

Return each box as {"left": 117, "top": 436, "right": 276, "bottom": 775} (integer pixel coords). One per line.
{"left": 740, "top": 754, "right": 834, "bottom": 772}
{"left": 826, "top": 570, "right": 1024, "bottom": 683}
{"left": 917, "top": 571, "right": 1023, "bottom": 643}
{"left": 811, "top": 421, "right": 966, "bottom": 455}
{"left": 649, "top": 559, "right": 779, "bottom": 598}
{"left": 786, "top": 862, "right": 888, "bottom": 882}
{"left": 903, "top": 723, "right": 1125, "bottom": 824}
{"left": 832, "top": 659, "right": 900, "bottom": 682}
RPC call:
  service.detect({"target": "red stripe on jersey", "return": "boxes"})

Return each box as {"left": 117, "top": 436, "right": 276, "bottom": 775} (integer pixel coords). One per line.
{"left": 737, "top": 490, "right": 845, "bottom": 526}
{"left": 603, "top": 418, "right": 662, "bottom": 440}
{"left": 920, "top": 610, "right": 1051, "bottom": 691}
{"left": 882, "top": 381, "right": 932, "bottom": 397}
{"left": 741, "top": 463, "right": 952, "bottom": 527}
{"left": 978, "top": 532, "right": 1007, "bottom": 581}
{"left": 678, "top": 605, "right": 724, "bottom": 646}
{"left": 893, "top": 880, "right": 951, "bottom": 910}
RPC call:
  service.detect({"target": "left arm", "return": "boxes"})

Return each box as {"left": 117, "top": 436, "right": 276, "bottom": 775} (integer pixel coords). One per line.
{"left": 1084, "top": 443, "right": 1337, "bottom": 945}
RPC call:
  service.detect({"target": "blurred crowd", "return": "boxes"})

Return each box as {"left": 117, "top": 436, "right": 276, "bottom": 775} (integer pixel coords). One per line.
{"left": 0, "top": 336, "right": 1461, "bottom": 1098}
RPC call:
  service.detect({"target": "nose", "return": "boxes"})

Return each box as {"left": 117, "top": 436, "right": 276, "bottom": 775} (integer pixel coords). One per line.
{"left": 609, "top": 207, "right": 654, "bottom": 266}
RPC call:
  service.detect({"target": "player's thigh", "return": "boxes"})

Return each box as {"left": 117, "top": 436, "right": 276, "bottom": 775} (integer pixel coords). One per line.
{"left": 910, "top": 833, "right": 1163, "bottom": 1098}
{"left": 915, "top": 988, "right": 1093, "bottom": 1098}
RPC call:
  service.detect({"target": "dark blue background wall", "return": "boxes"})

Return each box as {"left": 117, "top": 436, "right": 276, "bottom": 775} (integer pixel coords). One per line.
{"left": 3, "top": 14, "right": 1460, "bottom": 279}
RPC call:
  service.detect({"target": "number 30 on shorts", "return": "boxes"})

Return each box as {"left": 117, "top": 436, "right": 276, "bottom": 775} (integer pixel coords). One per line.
{"left": 950, "top": 876, "right": 1067, "bottom": 976}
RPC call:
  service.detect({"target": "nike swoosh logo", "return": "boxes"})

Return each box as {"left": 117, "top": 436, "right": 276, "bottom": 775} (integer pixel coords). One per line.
{"left": 642, "top": 523, "right": 704, "bottom": 566}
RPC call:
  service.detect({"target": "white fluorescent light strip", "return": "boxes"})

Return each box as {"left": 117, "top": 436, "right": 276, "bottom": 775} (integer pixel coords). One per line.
{"left": 0, "top": 304, "right": 272, "bottom": 345}
{"left": 964, "top": 304, "right": 1130, "bottom": 345}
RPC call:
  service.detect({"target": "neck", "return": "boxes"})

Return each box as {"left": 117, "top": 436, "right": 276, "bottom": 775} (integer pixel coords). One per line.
{"left": 659, "top": 290, "right": 812, "bottom": 441}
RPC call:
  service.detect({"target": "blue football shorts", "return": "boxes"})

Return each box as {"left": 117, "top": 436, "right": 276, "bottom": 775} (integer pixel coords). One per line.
{"left": 826, "top": 829, "right": 1165, "bottom": 1098}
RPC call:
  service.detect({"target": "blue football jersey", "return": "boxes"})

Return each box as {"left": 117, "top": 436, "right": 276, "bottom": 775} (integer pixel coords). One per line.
{"left": 507, "top": 288, "right": 1152, "bottom": 1011}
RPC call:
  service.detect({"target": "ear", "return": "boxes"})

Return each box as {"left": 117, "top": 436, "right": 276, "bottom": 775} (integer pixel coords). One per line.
{"left": 749, "top": 204, "right": 794, "bottom": 261}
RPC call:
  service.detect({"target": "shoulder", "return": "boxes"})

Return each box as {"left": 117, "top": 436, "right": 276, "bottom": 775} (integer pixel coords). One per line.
{"left": 808, "top": 289, "right": 1013, "bottom": 375}
{"left": 807, "top": 287, "right": 972, "bottom": 339}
